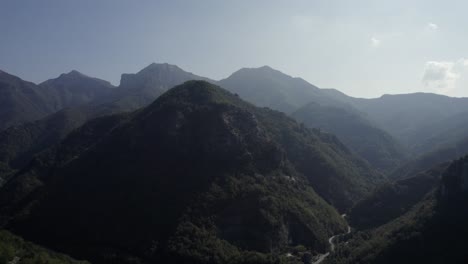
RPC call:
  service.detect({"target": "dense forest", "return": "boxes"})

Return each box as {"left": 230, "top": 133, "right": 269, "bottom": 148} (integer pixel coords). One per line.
{"left": 1, "top": 63, "right": 468, "bottom": 263}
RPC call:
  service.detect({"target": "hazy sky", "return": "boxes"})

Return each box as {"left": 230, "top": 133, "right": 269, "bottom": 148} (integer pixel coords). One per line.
{"left": 1, "top": 0, "right": 467, "bottom": 98}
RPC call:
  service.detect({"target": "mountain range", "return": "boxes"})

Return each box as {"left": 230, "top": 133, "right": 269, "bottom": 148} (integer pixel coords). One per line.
{"left": 3, "top": 63, "right": 468, "bottom": 175}
{"left": 0, "top": 81, "right": 379, "bottom": 263}
{"left": 0, "top": 70, "right": 114, "bottom": 131}
{"left": 1, "top": 63, "right": 468, "bottom": 263}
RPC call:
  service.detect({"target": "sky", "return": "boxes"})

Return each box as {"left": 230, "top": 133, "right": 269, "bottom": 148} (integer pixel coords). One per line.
{"left": 1, "top": 0, "right": 468, "bottom": 98}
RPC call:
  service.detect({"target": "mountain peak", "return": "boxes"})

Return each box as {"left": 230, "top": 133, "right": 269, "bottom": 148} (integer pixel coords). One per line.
{"left": 151, "top": 80, "right": 243, "bottom": 108}
{"left": 40, "top": 69, "right": 112, "bottom": 86}
{"left": 138, "top": 62, "right": 183, "bottom": 75}
{"left": 118, "top": 63, "right": 209, "bottom": 93}
{"left": 68, "top": 69, "right": 83, "bottom": 75}
{"left": 219, "top": 65, "right": 322, "bottom": 113}
{"left": 41, "top": 70, "right": 92, "bottom": 84}
{"left": 57, "top": 70, "right": 88, "bottom": 79}
{"left": 233, "top": 65, "right": 283, "bottom": 76}
{"left": 39, "top": 70, "right": 114, "bottom": 91}
{"left": 258, "top": 65, "right": 274, "bottom": 70}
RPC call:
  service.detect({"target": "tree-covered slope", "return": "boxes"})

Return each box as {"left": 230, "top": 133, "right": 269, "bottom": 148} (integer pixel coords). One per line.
{"left": 0, "top": 229, "right": 89, "bottom": 264}
{"left": 0, "top": 63, "right": 213, "bottom": 183}
{"left": 0, "top": 108, "right": 94, "bottom": 174}
{"left": 0, "top": 81, "right": 383, "bottom": 263}
{"left": 219, "top": 66, "right": 406, "bottom": 173}
{"left": 292, "top": 102, "right": 405, "bottom": 173}
{"left": 0, "top": 103, "right": 138, "bottom": 185}
{"left": 389, "top": 135, "right": 468, "bottom": 180}
{"left": 349, "top": 163, "right": 448, "bottom": 230}
{"left": 407, "top": 110, "right": 468, "bottom": 156}
{"left": 330, "top": 155, "right": 468, "bottom": 264}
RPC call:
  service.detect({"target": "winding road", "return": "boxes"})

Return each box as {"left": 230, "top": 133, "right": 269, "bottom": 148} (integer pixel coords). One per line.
{"left": 312, "top": 214, "right": 351, "bottom": 264}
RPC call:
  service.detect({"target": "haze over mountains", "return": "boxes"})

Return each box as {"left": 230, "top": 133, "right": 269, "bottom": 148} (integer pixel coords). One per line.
{"left": 1, "top": 63, "right": 468, "bottom": 263}
{"left": 0, "top": 81, "right": 368, "bottom": 262}
{"left": 0, "top": 70, "right": 114, "bottom": 131}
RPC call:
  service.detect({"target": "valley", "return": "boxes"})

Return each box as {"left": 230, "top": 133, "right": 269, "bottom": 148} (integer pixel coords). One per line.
{"left": 0, "top": 63, "right": 468, "bottom": 264}
{"left": 3, "top": 2, "right": 468, "bottom": 263}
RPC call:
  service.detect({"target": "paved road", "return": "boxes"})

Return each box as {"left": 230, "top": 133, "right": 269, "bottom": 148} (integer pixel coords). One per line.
{"left": 312, "top": 215, "right": 351, "bottom": 264}
{"left": 312, "top": 252, "right": 330, "bottom": 264}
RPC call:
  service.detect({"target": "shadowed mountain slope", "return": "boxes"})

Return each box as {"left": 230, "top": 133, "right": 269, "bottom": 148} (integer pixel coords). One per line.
{"left": 0, "top": 64, "right": 213, "bottom": 183}
{"left": 218, "top": 66, "right": 324, "bottom": 114}
{"left": 0, "top": 81, "right": 385, "bottom": 263}
{"left": 330, "top": 155, "right": 468, "bottom": 264}
{"left": 293, "top": 102, "right": 405, "bottom": 173}
{"left": 0, "top": 69, "right": 114, "bottom": 132}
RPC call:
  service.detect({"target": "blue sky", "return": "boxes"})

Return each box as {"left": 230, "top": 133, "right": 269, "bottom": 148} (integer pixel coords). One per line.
{"left": 1, "top": 0, "right": 467, "bottom": 98}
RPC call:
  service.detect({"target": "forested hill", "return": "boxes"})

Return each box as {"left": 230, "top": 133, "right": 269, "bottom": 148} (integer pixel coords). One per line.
{"left": 330, "top": 155, "right": 468, "bottom": 264}
{"left": 0, "top": 81, "right": 384, "bottom": 263}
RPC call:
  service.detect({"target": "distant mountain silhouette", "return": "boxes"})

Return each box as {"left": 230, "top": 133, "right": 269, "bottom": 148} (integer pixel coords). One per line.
{"left": 39, "top": 70, "right": 114, "bottom": 108}
{"left": 218, "top": 66, "right": 324, "bottom": 113}
{"left": 0, "top": 70, "right": 57, "bottom": 130}
{"left": 322, "top": 90, "right": 468, "bottom": 155}
{"left": 0, "top": 69, "right": 114, "bottom": 131}
{"left": 219, "top": 66, "right": 405, "bottom": 172}
{"left": 108, "top": 63, "right": 212, "bottom": 111}
{"left": 293, "top": 102, "right": 405, "bottom": 173}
